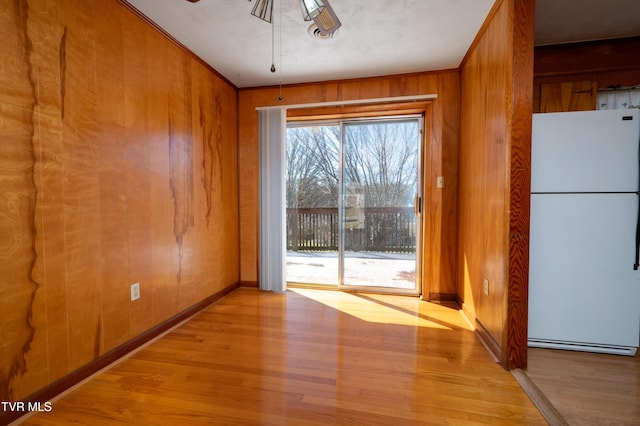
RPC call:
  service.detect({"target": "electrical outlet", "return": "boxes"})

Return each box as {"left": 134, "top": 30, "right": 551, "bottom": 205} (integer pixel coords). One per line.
{"left": 483, "top": 278, "right": 489, "bottom": 296}
{"left": 130, "top": 282, "right": 140, "bottom": 301}
{"left": 436, "top": 176, "right": 444, "bottom": 188}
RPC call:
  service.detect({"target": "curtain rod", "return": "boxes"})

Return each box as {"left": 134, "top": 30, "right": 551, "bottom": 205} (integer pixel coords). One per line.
{"left": 255, "top": 94, "right": 437, "bottom": 111}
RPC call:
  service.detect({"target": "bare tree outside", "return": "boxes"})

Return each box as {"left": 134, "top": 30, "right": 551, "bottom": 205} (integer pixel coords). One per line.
{"left": 287, "top": 121, "right": 418, "bottom": 210}
{"left": 343, "top": 121, "right": 419, "bottom": 208}
{"left": 286, "top": 125, "right": 339, "bottom": 209}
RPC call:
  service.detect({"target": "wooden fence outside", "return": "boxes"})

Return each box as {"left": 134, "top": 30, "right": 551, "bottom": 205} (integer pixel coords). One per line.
{"left": 286, "top": 207, "right": 416, "bottom": 253}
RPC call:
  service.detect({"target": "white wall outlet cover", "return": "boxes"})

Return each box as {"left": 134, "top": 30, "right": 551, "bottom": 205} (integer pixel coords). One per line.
{"left": 130, "top": 282, "right": 140, "bottom": 301}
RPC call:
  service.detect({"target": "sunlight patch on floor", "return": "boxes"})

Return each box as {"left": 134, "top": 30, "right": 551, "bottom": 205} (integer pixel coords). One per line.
{"left": 290, "top": 288, "right": 468, "bottom": 330}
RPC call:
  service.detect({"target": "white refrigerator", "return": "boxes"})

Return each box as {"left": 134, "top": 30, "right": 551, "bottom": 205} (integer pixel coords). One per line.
{"left": 528, "top": 109, "right": 640, "bottom": 356}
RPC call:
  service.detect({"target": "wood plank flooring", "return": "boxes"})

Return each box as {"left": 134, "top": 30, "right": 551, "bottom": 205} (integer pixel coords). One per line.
{"left": 526, "top": 347, "right": 640, "bottom": 425}
{"left": 17, "top": 288, "right": 545, "bottom": 425}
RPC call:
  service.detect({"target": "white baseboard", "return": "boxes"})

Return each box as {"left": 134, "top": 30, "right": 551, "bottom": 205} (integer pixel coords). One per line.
{"left": 528, "top": 338, "right": 637, "bottom": 356}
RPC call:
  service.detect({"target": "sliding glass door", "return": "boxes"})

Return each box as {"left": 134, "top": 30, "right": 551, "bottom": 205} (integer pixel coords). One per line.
{"left": 286, "top": 117, "right": 422, "bottom": 294}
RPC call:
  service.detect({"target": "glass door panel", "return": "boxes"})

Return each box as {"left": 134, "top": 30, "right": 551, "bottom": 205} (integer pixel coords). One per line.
{"left": 341, "top": 119, "right": 421, "bottom": 292}
{"left": 285, "top": 125, "right": 340, "bottom": 285}
{"left": 285, "top": 117, "right": 422, "bottom": 294}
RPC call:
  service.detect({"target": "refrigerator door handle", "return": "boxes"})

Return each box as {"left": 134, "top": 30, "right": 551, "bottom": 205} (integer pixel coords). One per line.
{"left": 636, "top": 141, "right": 640, "bottom": 271}
{"left": 635, "top": 192, "right": 640, "bottom": 271}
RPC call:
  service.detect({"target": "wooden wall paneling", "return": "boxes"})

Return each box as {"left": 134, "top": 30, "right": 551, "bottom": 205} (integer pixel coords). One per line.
{"left": 170, "top": 53, "right": 198, "bottom": 311}
{"left": 534, "top": 70, "right": 640, "bottom": 112}
{"left": 216, "top": 78, "right": 240, "bottom": 288}
{"left": 534, "top": 36, "right": 640, "bottom": 78}
{"left": 186, "top": 55, "right": 209, "bottom": 306}
{"left": 188, "top": 59, "right": 216, "bottom": 304}
{"left": 31, "top": 0, "right": 70, "bottom": 387}
{"left": 539, "top": 80, "right": 596, "bottom": 112}
{"left": 505, "top": 0, "right": 534, "bottom": 370}
{"left": 459, "top": 0, "right": 510, "bottom": 349}
{"left": 94, "top": 0, "right": 132, "bottom": 353}
{"left": 237, "top": 90, "right": 260, "bottom": 285}
{"left": 58, "top": 0, "right": 104, "bottom": 370}
{"left": 20, "top": 0, "right": 56, "bottom": 399}
{"left": 457, "top": 97, "right": 482, "bottom": 323}
{"left": 460, "top": 0, "right": 497, "bottom": 357}
{"left": 1, "top": 0, "right": 241, "bottom": 407}
{"left": 189, "top": 56, "right": 241, "bottom": 301}
{"left": 533, "top": 37, "right": 640, "bottom": 113}
{"left": 200, "top": 66, "right": 222, "bottom": 295}
{"left": 0, "top": 0, "right": 42, "bottom": 400}
{"left": 458, "top": 0, "right": 533, "bottom": 369}
{"left": 146, "top": 24, "right": 179, "bottom": 325}
{"left": 337, "top": 79, "right": 389, "bottom": 100}
{"left": 123, "top": 9, "right": 155, "bottom": 336}
{"left": 204, "top": 63, "right": 227, "bottom": 299}
{"left": 190, "top": 76, "right": 240, "bottom": 288}
{"left": 424, "top": 71, "right": 460, "bottom": 299}
{"left": 595, "top": 69, "right": 640, "bottom": 89}
{"left": 440, "top": 72, "right": 461, "bottom": 298}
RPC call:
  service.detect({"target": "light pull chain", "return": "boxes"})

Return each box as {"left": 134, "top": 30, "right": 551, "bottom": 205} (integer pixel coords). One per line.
{"left": 278, "top": 0, "right": 283, "bottom": 101}
{"left": 270, "top": 8, "right": 276, "bottom": 73}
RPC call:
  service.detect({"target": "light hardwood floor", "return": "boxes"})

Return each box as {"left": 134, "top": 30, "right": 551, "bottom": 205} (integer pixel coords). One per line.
{"left": 526, "top": 347, "right": 640, "bottom": 425}
{"left": 18, "top": 288, "right": 545, "bottom": 425}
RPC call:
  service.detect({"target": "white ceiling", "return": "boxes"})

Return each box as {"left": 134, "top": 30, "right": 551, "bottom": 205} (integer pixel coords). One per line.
{"left": 535, "top": 0, "right": 640, "bottom": 46}
{"left": 125, "top": 0, "right": 640, "bottom": 89}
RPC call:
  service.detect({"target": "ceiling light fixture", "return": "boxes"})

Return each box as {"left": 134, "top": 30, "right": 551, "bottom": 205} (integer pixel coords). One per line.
{"left": 311, "top": 0, "right": 340, "bottom": 36}
{"left": 247, "top": 0, "right": 339, "bottom": 99}
{"left": 299, "top": 0, "right": 325, "bottom": 21}
{"left": 249, "top": 0, "right": 338, "bottom": 34}
{"left": 251, "top": 0, "right": 274, "bottom": 23}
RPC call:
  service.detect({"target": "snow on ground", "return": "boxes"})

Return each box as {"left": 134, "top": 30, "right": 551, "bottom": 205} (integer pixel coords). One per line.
{"left": 286, "top": 251, "right": 416, "bottom": 289}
